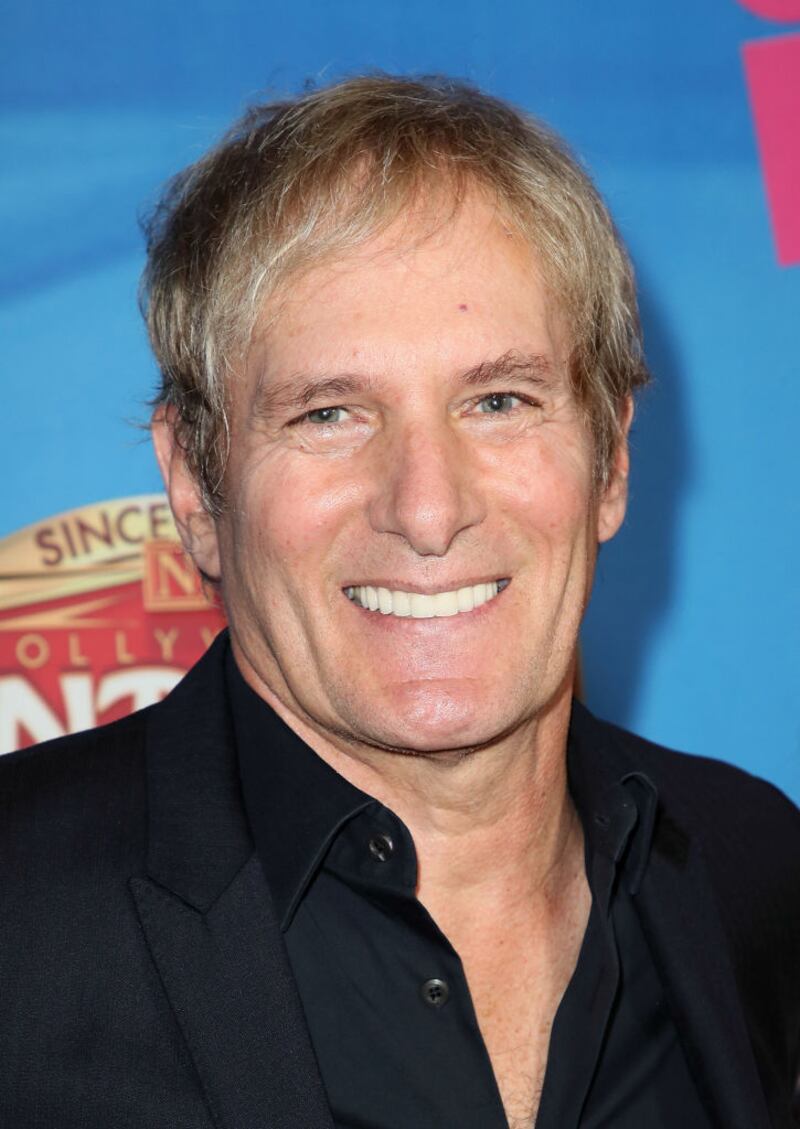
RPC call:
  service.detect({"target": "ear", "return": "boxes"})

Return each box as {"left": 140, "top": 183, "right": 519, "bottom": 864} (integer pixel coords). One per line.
{"left": 596, "top": 395, "right": 634, "bottom": 544}
{"left": 151, "top": 406, "right": 222, "bottom": 581}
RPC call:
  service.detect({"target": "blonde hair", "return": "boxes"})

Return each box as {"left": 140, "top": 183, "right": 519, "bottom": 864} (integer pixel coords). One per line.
{"left": 142, "top": 74, "right": 649, "bottom": 513}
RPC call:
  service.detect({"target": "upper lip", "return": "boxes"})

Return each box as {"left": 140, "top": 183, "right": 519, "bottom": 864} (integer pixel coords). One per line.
{"left": 342, "top": 577, "right": 509, "bottom": 595}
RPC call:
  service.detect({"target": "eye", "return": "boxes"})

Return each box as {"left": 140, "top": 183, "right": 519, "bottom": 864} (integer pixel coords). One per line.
{"left": 302, "top": 406, "right": 349, "bottom": 425}
{"left": 476, "top": 392, "right": 523, "bottom": 414}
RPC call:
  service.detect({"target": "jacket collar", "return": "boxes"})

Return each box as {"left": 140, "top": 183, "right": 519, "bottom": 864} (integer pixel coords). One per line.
{"left": 143, "top": 629, "right": 252, "bottom": 911}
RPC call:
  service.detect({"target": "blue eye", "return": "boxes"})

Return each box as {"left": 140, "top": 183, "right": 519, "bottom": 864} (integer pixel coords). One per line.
{"left": 478, "top": 393, "right": 519, "bottom": 413}
{"left": 305, "top": 406, "right": 346, "bottom": 424}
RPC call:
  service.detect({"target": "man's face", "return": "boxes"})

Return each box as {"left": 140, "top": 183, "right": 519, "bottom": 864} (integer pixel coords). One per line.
{"left": 165, "top": 192, "right": 628, "bottom": 754}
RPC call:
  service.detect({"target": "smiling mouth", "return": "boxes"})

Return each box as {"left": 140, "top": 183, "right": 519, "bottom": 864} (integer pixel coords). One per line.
{"left": 344, "top": 579, "right": 510, "bottom": 619}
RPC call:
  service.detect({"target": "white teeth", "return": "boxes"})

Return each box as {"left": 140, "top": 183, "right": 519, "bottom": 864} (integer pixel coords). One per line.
{"left": 431, "top": 590, "right": 460, "bottom": 617}
{"left": 410, "top": 593, "right": 435, "bottom": 618}
{"left": 347, "top": 580, "right": 503, "bottom": 618}
{"left": 393, "top": 590, "right": 411, "bottom": 617}
{"left": 457, "top": 585, "right": 475, "bottom": 612}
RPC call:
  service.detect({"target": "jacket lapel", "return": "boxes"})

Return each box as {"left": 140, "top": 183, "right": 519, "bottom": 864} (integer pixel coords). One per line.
{"left": 131, "top": 634, "right": 333, "bottom": 1129}
{"left": 571, "top": 704, "right": 772, "bottom": 1129}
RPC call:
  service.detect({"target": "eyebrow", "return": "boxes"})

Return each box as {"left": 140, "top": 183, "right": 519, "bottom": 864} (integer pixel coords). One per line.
{"left": 251, "top": 374, "right": 376, "bottom": 421}
{"left": 252, "top": 350, "right": 557, "bottom": 419}
{"left": 458, "top": 350, "right": 556, "bottom": 390}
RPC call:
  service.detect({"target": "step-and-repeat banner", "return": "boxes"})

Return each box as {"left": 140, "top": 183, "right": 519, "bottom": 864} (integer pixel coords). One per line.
{"left": 1, "top": 0, "right": 798, "bottom": 799}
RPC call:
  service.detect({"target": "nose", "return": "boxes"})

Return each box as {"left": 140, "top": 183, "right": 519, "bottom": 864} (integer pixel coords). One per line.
{"left": 368, "top": 419, "right": 486, "bottom": 556}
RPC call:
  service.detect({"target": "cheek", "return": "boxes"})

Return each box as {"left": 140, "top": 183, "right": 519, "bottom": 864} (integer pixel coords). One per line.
{"left": 235, "top": 461, "right": 361, "bottom": 575}
{"left": 490, "top": 439, "right": 594, "bottom": 541}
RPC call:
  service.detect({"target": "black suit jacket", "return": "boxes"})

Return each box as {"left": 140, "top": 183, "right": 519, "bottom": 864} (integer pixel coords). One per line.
{"left": 1, "top": 633, "right": 798, "bottom": 1129}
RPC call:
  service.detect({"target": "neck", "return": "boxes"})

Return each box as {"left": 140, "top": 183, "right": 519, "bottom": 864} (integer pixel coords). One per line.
{"left": 235, "top": 642, "right": 580, "bottom": 925}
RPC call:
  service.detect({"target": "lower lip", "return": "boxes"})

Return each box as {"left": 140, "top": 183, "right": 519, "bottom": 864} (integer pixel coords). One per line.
{"left": 342, "top": 585, "right": 509, "bottom": 629}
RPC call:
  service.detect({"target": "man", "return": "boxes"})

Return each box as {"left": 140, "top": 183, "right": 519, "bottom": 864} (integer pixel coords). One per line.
{"left": 0, "top": 76, "right": 798, "bottom": 1129}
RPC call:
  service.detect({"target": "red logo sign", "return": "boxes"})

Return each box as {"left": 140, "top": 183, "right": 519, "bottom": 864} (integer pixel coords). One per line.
{"left": 0, "top": 496, "right": 226, "bottom": 752}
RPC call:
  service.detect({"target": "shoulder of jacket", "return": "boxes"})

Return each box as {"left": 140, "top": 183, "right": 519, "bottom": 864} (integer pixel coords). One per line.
{"left": 0, "top": 707, "right": 154, "bottom": 873}
{"left": 576, "top": 706, "right": 800, "bottom": 870}
{"left": 598, "top": 712, "right": 797, "bottom": 816}
{"left": 1, "top": 705, "right": 150, "bottom": 783}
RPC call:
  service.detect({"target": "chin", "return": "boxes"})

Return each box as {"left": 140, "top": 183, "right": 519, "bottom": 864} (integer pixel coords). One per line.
{"left": 347, "top": 679, "right": 514, "bottom": 755}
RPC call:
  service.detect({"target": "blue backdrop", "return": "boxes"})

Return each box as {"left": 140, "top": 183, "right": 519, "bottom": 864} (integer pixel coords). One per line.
{"left": 1, "top": 0, "right": 798, "bottom": 799}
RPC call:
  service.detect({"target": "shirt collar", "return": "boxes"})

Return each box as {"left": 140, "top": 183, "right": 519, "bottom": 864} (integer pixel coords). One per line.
{"left": 227, "top": 649, "right": 374, "bottom": 930}
{"left": 568, "top": 705, "right": 659, "bottom": 898}
{"left": 229, "top": 651, "right": 659, "bottom": 928}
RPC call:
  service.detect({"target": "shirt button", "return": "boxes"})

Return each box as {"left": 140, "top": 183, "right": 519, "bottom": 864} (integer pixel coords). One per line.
{"left": 368, "top": 833, "right": 394, "bottom": 862}
{"left": 420, "top": 978, "right": 450, "bottom": 1008}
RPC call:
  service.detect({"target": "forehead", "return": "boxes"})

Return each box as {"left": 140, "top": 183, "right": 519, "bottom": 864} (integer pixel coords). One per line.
{"left": 247, "top": 192, "right": 567, "bottom": 387}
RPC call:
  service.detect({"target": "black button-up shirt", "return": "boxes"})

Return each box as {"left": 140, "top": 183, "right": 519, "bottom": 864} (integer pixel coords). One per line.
{"left": 228, "top": 654, "right": 713, "bottom": 1128}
